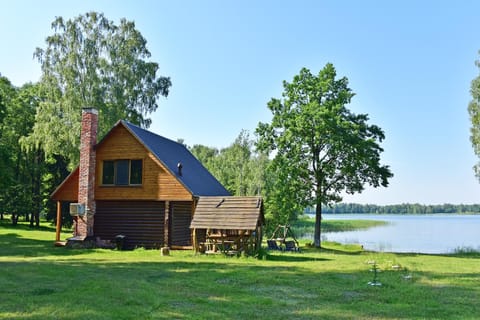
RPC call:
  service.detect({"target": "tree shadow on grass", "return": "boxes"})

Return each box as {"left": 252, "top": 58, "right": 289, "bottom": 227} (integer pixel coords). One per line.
{"left": 0, "top": 232, "right": 94, "bottom": 258}
{"left": 297, "top": 246, "right": 364, "bottom": 256}
{"left": 266, "top": 252, "right": 330, "bottom": 262}
{"left": 0, "top": 219, "right": 58, "bottom": 232}
{"left": 319, "top": 247, "right": 364, "bottom": 255}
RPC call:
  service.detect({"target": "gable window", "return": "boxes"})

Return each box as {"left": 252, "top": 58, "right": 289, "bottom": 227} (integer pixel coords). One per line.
{"left": 102, "top": 160, "right": 143, "bottom": 186}
{"left": 130, "top": 160, "right": 143, "bottom": 185}
{"left": 115, "top": 160, "right": 129, "bottom": 185}
{"left": 102, "top": 161, "right": 115, "bottom": 185}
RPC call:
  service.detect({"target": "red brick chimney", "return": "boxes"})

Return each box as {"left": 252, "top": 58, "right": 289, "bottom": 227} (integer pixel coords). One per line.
{"left": 76, "top": 108, "right": 98, "bottom": 237}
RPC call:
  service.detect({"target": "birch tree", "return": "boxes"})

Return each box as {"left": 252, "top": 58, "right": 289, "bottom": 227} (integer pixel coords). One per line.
{"left": 25, "top": 12, "right": 171, "bottom": 167}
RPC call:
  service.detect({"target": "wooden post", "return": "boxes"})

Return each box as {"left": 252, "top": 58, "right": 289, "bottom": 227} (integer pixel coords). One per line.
{"left": 192, "top": 228, "right": 197, "bottom": 253}
{"left": 191, "top": 198, "right": 196, "bottom": 249}
{"left": 55, "top": 201, "right": 61, "bottom": 242}
{"left": 257, "top": 224, "right": 263, "bottom": 251}
{"left": 164, "top": 201, "right": 170, "bottom": 247}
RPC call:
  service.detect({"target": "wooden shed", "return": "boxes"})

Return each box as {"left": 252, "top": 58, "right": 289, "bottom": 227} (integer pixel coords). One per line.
{"left": 190, "top": 196, "right": 264, "bottom": 254}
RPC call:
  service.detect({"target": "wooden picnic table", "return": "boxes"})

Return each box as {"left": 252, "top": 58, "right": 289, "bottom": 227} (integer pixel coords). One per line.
{"left": 202, "top": 234, "right": 237, "bottom": 253}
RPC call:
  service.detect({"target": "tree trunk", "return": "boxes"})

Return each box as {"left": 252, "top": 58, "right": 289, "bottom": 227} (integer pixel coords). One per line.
{"left": 11, "top": 213, "right": 18, "bottom": 226}
{"left": 29, "top": 150, "right": 41, "bottom": 228}
{"left": 314, "top": 197, "right": 322, "bottom": 248}
{"left": 34, "top": 153, "right": 41, "bottom": 228}
{"left": 35, "top": 211, "right": 40, "bottom": 227}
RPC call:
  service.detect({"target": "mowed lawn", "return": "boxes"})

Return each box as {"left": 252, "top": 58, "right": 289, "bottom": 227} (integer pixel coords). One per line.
{"left": 1, "top": 221, "right": 479, "bottom": 320}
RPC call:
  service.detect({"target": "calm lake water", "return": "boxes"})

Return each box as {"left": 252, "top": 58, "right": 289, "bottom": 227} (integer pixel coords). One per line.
{"left": 321, "top": 214, "right": 480, "bottom": 254}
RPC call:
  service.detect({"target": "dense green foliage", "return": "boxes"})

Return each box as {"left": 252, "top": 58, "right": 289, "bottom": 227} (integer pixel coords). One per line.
{"left": 0, "top": 76, "right": 66, "bottom": 226}
{"left": 2, "top": 221, "right": 480, "bottom": 319}
{"left": 189, "top": 131, "right": 301, "bottom": 233}
{"left": 189, "top": 130, "right": 267, "bottom": 197}
{"left": 321, "top": 203, "right": 480, "bottom": 214}
{"left": 190, "top": 130, "right": 268, "bottom": 197}
{"left": 256, "top": 64, "right": 392, "bottom": 247}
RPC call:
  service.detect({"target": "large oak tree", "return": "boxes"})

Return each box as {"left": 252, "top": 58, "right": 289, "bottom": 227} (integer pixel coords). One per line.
{"left": 25, "top": 12, "right": 171, "bottom": 167}
{"left": 256, "top": 64, "right": 393, "bottom": 247}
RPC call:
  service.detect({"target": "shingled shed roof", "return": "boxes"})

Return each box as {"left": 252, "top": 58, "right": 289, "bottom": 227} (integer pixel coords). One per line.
{"left": 191, "top": 196, "right": 264, "bottom": 230}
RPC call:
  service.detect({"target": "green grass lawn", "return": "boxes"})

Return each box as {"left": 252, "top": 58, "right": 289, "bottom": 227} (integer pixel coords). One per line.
{"left": 1, "top": 220, "right": 479, "bottom": 319}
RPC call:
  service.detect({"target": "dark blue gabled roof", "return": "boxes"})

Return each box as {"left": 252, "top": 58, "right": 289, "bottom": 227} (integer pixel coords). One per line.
{"left": 122, "top": 121, "right": 230, "bottom": 197}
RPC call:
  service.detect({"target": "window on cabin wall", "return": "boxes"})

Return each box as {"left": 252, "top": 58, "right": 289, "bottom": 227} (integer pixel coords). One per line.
{"left": 130, "top": 160, "right": 143, "bottom": 184}
{"left": 115, "top": 160, "right": 129, "bottom": 185}
{"left": 102, "top": 161, "right": 115, "bottom": 185}
{"left": 102, "top": 160, "right": 143, "bottom": 186}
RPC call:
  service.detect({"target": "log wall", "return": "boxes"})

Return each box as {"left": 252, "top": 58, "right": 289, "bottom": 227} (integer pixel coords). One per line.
{"left": 95, "top": 200, "right": 165, "bottom": 249}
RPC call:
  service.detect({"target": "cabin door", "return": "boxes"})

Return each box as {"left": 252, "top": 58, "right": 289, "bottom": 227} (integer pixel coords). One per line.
{"left": 169, "top": 201, "right": 193, "bottom": 247}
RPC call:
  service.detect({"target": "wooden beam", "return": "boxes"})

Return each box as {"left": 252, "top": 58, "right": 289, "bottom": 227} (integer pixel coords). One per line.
{"left": 55, "top": 201, "right": 61, "bottom": 242}
{"left": 257, "top": 224, "right": 263, "bottom": 250}
{"left": 191, "top": 198, "right": 196, "bottom": 248}
{"left": 192, "top": 228, "right": 198, "bottom": 253}
{"left": 164, "top": 201, "right": 170, "bottom": 247}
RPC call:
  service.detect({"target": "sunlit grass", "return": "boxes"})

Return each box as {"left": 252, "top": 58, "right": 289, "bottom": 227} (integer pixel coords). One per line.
{"left": 1, "top": 219, "right": 479, "bottom": 319}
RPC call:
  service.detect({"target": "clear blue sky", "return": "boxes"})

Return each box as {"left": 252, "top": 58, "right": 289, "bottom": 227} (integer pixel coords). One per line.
{"left": 1, "top": 1, "right": 480, "bottom": 205}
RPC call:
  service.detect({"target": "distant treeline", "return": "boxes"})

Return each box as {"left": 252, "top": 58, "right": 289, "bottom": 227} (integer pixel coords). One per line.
{"left": 316, "top": 203, "right": 480, "bottom": 214}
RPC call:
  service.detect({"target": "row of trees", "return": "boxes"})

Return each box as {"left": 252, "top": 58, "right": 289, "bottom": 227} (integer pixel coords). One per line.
{"left": 0, "top": 78, "right": 47, "bottom": 226}
{"left": 320, "top": 203, "right": 480, "bottom": 214}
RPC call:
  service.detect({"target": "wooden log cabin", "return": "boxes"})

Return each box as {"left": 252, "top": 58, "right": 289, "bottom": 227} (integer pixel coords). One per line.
{"left": 51, "top": 108, "right": 230, "bottom": 249}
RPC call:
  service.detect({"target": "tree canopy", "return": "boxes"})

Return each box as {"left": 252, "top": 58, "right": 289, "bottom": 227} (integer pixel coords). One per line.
{"left": 0, "top": 76, "right": 52, "bottom": 225}
{"left": 24, "top": 12, "right": 171, "bottom": 167}
{"left": 190, "top": 130, "right": 268, "bottom": 197}
{"left": 256, "top": 64, "right": 393, "bottom": 247}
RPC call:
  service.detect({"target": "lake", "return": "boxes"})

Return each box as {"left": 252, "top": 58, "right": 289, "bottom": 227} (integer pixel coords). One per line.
{"left": 321, "top": 214, "right": 480, "bottom": 254}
